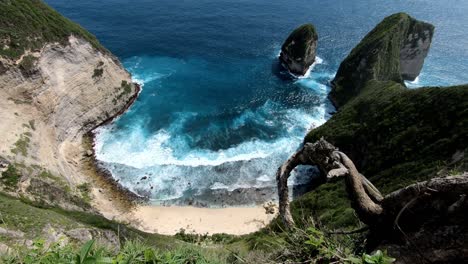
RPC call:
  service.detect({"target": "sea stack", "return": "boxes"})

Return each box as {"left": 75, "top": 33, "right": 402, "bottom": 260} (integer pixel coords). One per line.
{"left": 279, "top": 24, "right": 318, "bottom": 76}
{"left": 330, "top": 13, "right": 434, "bottom": 107}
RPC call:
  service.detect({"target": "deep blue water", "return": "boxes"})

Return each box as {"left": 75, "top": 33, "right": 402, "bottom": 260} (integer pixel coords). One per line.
{"left": 46, "top": 0, "right": 468, "bottom": 205}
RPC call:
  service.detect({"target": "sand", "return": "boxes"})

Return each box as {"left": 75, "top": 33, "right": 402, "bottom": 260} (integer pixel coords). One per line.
{"left": 129, "top": 205, "right": 276, "bottom": 235}
{"left": 0, "top": 35, "right": 277, "bottom": 236}
{"left": 93, "top": 186, "right": 277, "bottom": 235}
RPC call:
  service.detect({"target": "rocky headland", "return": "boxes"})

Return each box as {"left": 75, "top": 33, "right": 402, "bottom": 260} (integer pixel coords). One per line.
{"left": 0, "top": 1, "right": 467, "bottom": 262}
{"left": 285, "top": 13, "right": 468, "bottom": 263}
{"left": 329, "top": 12, "right": 435, "bottom": 107}
{"left": 0, "top": 0, "right": 143, "bottom": 248}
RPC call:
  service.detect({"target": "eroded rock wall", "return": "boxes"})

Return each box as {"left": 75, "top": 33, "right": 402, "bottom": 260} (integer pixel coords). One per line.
{"left": 0, "top": 35, "right": 139, "bottom": 208}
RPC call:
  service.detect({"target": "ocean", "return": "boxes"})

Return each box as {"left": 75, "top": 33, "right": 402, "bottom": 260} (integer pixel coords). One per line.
{"left": 45, "top": 0, "right": 468, "bottom": 205}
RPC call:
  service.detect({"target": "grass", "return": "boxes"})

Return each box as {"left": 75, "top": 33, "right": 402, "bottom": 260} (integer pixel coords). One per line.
{"left": 281, "top": 24, "right": 318, "bottom": 59}
{"left": 18, "top": 54, "right": 37, "bottom": 74}
{"left": 77, "top": 183, "right": 92, "bottom": 203}
{"left": 0, "top": 222, "right": 395, "bottom": 264}
{"left": 115, "top": 80, "right": 134, "bottom": 101}
{"left": 11, "top": 133, "right": 31, "bottom": 156}
{"left": 92, "top": 68, "right": 103, "bottom": 79}
{"left": 0, "top": 0, "right": 107, "bottom": 59}
{"left": 121, "top": 80, "right": 132, "bottom": 95}
{"left": 0, "top": 192, "right": 394, "bottom": 263}
{"left": 294, "top": 82, "right": 468, "bottom": 228}
{"left": 0, "top": 192, "right": 180, "bottom": 248}
{"left": 1, "top": 239, "right": 230, "bottom": 264}
{"left": 38, "top": 169, "right": 70, "bottom": 192}
{"left": 0, "top": 165, "right": 21, "bottom": 190}
{"left": 330, "top": 13, "right": 434, "bottom": 107}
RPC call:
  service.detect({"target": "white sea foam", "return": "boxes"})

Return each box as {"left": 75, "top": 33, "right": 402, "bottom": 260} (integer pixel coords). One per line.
{"left": 95, "top": 109, "right": 318, "bottom": 169}
{"left": 94, "top": 54, "right": 332, "bottom": 202}
{"left": 405, "top": 75, "right": 421, "bottom": 88}
{"left": 296, "top": 56, "right": 324, "bottom": 79}
{"left": 276, "top": 50, "right": 324, "bottom": 79}
{"left": 94, "top": 103, "right": 328, "bottom": 201}
{"left": 210, "top": 182, "right": 229, "bottom": 190}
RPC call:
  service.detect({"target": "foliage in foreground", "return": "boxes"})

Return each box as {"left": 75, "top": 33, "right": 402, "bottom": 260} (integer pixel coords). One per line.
{"left": 278, "top": 227, "right": 394, "bottom": 264}
{"left": 1, "top": 234, "right": 395, "bottom": 264}
{"left": 1, "top": 239, "right": 222, "bottom": 264}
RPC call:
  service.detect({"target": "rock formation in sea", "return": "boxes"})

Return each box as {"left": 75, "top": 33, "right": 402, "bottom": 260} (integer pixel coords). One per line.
{"left": 330, "top": 13, "right": 434, "bottom": 108}
{"left": 279, "top": 24, "right": 318, "bottom": 76}
{"left": 280, "top": 12, "right": 467, "bottom": 263}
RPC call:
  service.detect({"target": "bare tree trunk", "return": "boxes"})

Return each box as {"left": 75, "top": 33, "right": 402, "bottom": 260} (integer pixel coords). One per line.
{"left": 337, "top": 151, "right": 383, "bottom": 226}
{"left": 382, "top": 175, "right": 468, "bottom": 216}
{"left": 275, "top": 138, "right": 468, "bottom": 231}
{"left": 276, "top": 148, "right": 305, "bottom": 227}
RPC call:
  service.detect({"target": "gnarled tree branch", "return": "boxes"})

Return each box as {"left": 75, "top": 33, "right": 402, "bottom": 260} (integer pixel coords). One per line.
{"left": 276, "top": 138, "right": 468, "bottom": 232}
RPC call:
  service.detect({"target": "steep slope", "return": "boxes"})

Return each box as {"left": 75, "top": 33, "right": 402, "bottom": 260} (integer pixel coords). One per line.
{"left": 0, "top": 0, "right": 139, "bottom": 212}
{"left": 329, "top": 13, "right": 434, "bottom": 108}
{"left": 279, "top": 24, "right": 318, "bottom": 76}
{"left": 290, "top": 13, "right": 467, "bottom": 230}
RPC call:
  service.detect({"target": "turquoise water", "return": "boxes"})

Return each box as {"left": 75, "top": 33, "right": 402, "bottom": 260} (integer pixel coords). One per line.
{"left": 46, "top": 0, "right": 468, "bottom": 205}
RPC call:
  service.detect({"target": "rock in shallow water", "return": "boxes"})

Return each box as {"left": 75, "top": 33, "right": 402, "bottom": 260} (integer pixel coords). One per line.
{"left": 279, "top": 24, "right": 318, "bottom": 76}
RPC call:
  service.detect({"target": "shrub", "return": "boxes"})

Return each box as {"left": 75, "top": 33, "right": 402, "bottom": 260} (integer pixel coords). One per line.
{"left": 92, "top": 68, "right": 104, "bottom": 79}
{"left": 1, "top": 164, "right": 21, "bottom": 189}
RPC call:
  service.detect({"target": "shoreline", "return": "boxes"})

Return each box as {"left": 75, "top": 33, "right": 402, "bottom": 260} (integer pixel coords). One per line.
{"left": 85, "top": 82, "right": 277, "bottom": 235}
{"left": 86, "top": 138, "right": 278, "bottom": 235}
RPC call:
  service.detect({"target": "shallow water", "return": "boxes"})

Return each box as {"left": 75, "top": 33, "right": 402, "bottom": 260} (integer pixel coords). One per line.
{"left": 46, "top": 0, "right": 468, "bottom": 205}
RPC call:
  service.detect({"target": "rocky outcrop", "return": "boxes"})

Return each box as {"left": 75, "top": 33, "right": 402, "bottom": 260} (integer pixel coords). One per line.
{"left": 399, "top": 19, "right": 433, "bottom": 81}
{"left": 330, "top": 13, "right": 434, "bottom": 108}
{"left": 0, "top": 1, "right": 139, "bottom": 210}
{"left": 285, "top": 12, "right": 467, "bottom": 261}
{"left": 279, "top": 24, "right": 318, "bottom": 76}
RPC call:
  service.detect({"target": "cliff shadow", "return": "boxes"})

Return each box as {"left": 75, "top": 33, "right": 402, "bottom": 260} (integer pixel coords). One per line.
{"left": 291, "top": 165, "right": 323, "bottom": 199}
{"left": 271, "top": 60, "right": 296, "bottom": 82}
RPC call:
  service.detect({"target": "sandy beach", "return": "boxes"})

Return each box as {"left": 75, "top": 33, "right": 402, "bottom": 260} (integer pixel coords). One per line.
{"left": 93, "top": 186, "right": 277, "bottom": 235}
{"left": 128, "top": 205, "right": 277, "bottom": 235}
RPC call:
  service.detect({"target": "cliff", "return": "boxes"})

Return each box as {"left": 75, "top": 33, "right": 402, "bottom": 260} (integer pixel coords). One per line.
{"left": 329, "top": 13, "right": 434, "bottom": 108}
{"left": 287, "top": 14, "right": 468, "bottom": 260}
{"left": 280, "top": 24, "right": 318, "bottom": 76}
{"left": 0, "top": 0, "right": 139, "bottom": 210}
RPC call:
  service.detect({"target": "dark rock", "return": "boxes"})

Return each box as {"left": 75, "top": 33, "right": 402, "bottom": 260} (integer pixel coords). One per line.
{"left": 280, "top": 24, "right": 318, "bottom": 76}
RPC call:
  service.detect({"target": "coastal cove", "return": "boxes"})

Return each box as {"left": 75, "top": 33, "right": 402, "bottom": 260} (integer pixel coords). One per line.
{"left": 1, "top": 0, "right": 468, "bottom": 262}
{"left": 45, "top": 0, "right": 468, "bottom": 208}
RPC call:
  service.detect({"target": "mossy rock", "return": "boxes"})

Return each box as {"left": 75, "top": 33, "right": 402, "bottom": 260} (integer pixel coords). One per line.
{"left": 292, "top": 13, "right": 465, "bottom": 229}
{"left": 297, "top": 81, "right": 468, "bottom": 228}
{"left": 330, "top": 13, "right": 434, "bottom": 107}
{"left": 280, "top": 24, "right": 318, "bottom": 75}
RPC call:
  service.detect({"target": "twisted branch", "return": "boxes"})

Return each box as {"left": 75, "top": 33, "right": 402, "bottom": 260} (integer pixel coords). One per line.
{"left": 276, "top": 138, "right": 468, "bottom": 230}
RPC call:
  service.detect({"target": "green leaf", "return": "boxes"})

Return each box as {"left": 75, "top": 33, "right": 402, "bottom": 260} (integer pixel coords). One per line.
{"left": 79, "top": 240, "right": 95, "bottom": 264}
{"left": 144, "top": 249, "right": 156, "bottom": 262}
{"left": 346, "top": 256, "right": 363, "bottom": 264}
{"left": 96, "top": 257, "right": 114, "bottom": 264}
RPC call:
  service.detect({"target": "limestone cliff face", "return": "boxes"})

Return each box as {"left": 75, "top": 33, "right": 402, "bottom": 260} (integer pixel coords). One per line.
{"left": 399, "top": 19, "right": 433, "bottom": 81}
{"left": 0, "top": 35, "right": 139, "bottom": 209}
{"left": 280, "top": 24, "right": 318, "bottom": 76}
{"left": 330, "top": 13, "right": 434, "bottom": 108}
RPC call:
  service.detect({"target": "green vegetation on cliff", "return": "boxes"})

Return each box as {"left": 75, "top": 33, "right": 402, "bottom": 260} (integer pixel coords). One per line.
{"left": 281, "top": 24, "right": 318, "bottom": 60}
{"left": 289, "top": 13, "right": 466, "bottom": 230}
{"left": 330, "top": 13, "right": 434, "bottom": 107}
{"left": 0, "top": 0, "right": 106, "bottom": 59}
{"left": 295, "top": 82, "right": 468, "bottom": 228}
